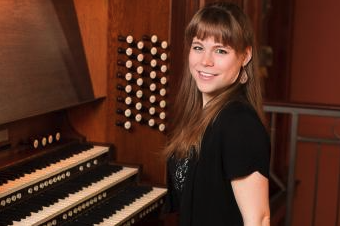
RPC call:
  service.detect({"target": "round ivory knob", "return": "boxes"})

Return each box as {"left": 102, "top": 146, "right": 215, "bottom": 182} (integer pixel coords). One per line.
{"left": 161, "top": 41, "right": 168, "bottom": 49}
{"left": 124, "top": 121, "right": 132, "bottom": 130}
{"left": 159, "top": 123, "right": 166, "bottom": 132}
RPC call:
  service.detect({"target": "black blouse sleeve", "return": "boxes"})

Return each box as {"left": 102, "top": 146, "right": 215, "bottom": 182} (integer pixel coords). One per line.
{"left": 218, "top": 103, "right": 271, "bottom": 180}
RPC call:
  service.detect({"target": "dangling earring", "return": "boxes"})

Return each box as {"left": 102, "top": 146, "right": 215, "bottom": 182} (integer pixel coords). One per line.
{"left": 240, "top": 66, "right": 248, "bottom": 84}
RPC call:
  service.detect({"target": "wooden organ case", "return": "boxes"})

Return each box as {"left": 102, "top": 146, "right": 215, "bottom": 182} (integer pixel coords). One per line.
{"left": 0, "top": 0, "right": 170, "bottom": 225}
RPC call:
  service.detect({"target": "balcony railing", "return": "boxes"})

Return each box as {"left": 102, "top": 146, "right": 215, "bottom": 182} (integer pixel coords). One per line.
{"left": 264, "top": 102, "right": 340, "bottom": 226}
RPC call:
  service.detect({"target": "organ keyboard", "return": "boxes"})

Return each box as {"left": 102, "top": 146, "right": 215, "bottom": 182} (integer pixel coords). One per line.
{"left": 0, "top": 141, "right": 167, "bottom": 226}
{"left": 0, "top": 143, "right": 109, "bottom": 204}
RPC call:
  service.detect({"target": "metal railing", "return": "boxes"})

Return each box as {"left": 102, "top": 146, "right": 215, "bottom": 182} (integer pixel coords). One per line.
{"left": 264, "top": 102, "right": 340, "bottom": 226}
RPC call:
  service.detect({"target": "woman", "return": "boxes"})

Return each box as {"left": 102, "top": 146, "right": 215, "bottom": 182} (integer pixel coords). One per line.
{"left": 164, "top": 2, "right": 271, "bottom": 226}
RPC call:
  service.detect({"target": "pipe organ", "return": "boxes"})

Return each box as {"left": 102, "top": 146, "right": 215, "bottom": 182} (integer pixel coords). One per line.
{"left": 0, "top": 0, "right": 172, "bottom": 225}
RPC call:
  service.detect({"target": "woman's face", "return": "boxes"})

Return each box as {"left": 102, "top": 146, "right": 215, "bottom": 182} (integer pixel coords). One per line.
{"left": 189, "top": 36, "right": 247, "bottom": 105}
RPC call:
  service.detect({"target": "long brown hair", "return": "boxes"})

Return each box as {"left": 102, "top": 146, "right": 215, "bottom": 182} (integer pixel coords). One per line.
{"left": 165, "top": 2, "right": 264, "bottom": 158}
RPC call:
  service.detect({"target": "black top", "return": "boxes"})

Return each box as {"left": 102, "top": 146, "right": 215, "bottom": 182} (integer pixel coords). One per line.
{"left": 166, "top": 101, "right": 271, "bottom": 226}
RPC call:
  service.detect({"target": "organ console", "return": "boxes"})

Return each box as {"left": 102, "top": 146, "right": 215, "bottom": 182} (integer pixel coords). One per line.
{"left": 0, "top": 134, "right": 167, "bottom": 226}
{"left": 0, "top": 1, "right": 168, "bottom": 225}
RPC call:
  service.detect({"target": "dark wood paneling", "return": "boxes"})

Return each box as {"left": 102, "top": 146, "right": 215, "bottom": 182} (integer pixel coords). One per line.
{"left": 0, "top": 0, "right": 94, "bottom": 125}
{"left": 263, "top": 0, "right": 294, "bottom": 101}
{"left": 168, "top": 0, "right": 199, "bottom": 115}
{"left": 68, "top": 0, "right": 173, "bottom": 186}
{"left": 73, "top": 0, "right": 108, "bottom": 98}
{"left": 68, "top": 0, "right": 109, "bottom": 143}
{"left": 0, "top": 110, "right": 84, "bottom": 169}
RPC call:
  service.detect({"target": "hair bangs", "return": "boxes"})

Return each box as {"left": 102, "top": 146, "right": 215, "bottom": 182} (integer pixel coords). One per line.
{"left": 196, "top": 21, "right": 232, "bottom": 46}
{"left": 186, "top": 7, "right": 246, "bottom": 52}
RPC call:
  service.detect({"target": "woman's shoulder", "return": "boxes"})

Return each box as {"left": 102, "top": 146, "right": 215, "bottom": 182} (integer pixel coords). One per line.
{"left": 213, "top": 100, "right": 267, "bottom": 136}
{"left": 217, "top": 100, "right": 259, "bottom": 123}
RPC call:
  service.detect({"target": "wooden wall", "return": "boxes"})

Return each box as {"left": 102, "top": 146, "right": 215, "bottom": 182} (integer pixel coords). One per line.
{"left": 289, "top": 0, "right": 340, "bottom": 225}
{"left": 290, "top": 0, "right": 340, "bottom": 105}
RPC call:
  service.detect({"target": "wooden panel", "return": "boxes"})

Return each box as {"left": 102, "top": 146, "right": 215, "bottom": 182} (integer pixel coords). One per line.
{"left": 293, "top": 142, "right": 318, "bottom": 226}
{"left": 68, "top": 0, "right": 172, "bottom": 185}
{"left": 67, "top": 0, "right": 109, "bottom": 143}
{"left": 293, "top": 143, "right": 340, "bottom": 226}
{"left": 67, "top": 99, "right": 108, "bottom": 143}
{"left": 290, "top": 0, "right": 340, "bottom": 105}
{"left": 169, "top": 0, "right": 199, "bottom": 108}
{"left": 263, "top": 0, "right": 294, "bottom": 101}
{"left": 0, "top": 0, "right": 94, "bottom": 125}
{"left": 289, "top": 1, "right": 340, "bottom": 224}
{"left": 107, "top": 0, "right": 171, "bottom": 185}
{"left": 73, "top": 0, "right": 108, "bottom": 98}
{"left": 0, "top": 109, "right": 85, "bottom": 170}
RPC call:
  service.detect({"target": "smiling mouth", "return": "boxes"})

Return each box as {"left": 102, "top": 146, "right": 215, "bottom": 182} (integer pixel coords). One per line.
{"left": 198, "top": 71, "right": 218, "bottom": 78}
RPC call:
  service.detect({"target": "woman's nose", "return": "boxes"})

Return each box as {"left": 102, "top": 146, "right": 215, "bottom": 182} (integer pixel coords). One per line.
{"left": 201, "top": 52, "right": 214, "bottom": 67}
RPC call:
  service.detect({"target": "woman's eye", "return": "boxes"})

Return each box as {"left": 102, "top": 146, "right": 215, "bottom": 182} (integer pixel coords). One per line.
{"left": 192, "top": 46, "right": 203, "bottom": 51}
{"left": 216, "top": 49, "right": 227, "bottom": 54}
